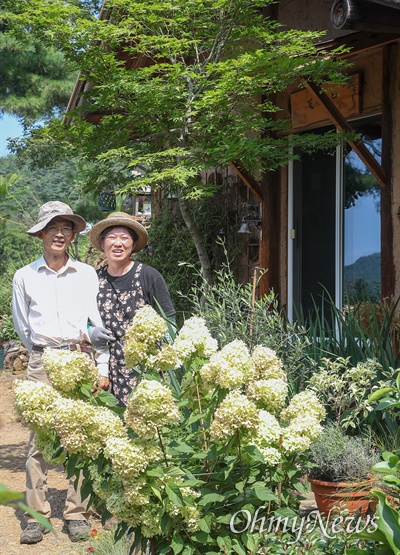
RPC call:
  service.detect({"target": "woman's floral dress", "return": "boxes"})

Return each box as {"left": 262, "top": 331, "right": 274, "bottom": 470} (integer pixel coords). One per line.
{"left": 97, "top": 261, "right": 175, "bottom": 406}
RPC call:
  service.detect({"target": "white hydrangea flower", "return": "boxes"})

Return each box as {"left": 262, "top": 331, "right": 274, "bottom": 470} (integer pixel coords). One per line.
{"left": 125, "top": 305, "right": 167, "bottom": 344}
{"left": 52, "top": 398, "right": 126, "bottom": 458}
{"left": 251, "top": 346, "right": 286, "bottom": 380}
{"left": 125, "top": 338, "right": 152, "bottom": 368}
{"left": 173, "top": 316, "right": 218, "bottom": 362}
{"left": 140, "top": 504, "right": 163, "bottom": 538}
{"left": 209, "top": 390, "right": 259, "bottom": 442}
{"left": 251, "top": 410, "right": 282, "bottom": 448}
{"left": 200, "top": 340, "right": 255, "bottom": 389}
{"left": 246, "top": 378, "right": 288, "bottom": 415}
{"left": 285, "top": 415, "right": 323, "bottom": 442}
{"left": 14, "top": 380, "right": 60, "bottom": 431}
{"left": 104, "top": 437, "right": 150, "bottom": 480}
{"left": 124, "top": 379, "right": 180, "bottom": 437}
{"left": 281, "top": 428, "right": 312, "bottom": 454}
{"left": 125, "top": 306, "right": 168, "bottom": 367}
{"left": 124, "top": 477, "right": 152, "bottom": 506}
{"left": 259, "top": 446, "right": 281, "bottom": 466}
{"left": 280, "top": 390, "right": 326, "bottom": 423}
{"left": 42, "top": 348, "right": 99, "bottom": 394}
{"left": 153, "top": 343, "right": 183, "bottom": 371}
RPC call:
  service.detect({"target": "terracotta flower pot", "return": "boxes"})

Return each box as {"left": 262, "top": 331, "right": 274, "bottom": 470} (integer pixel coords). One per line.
{"left": 309, "top": 477, "right": 375, "bottom": 516}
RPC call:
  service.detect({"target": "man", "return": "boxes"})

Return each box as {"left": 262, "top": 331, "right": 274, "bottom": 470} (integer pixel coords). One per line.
{"left": 12, "top": 201, "right": 110, "bottom": 545}
{"left": 88, "top": 211, "right": 176, "bottom": 406}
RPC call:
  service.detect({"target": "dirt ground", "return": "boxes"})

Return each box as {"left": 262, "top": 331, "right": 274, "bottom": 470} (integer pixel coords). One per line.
{"left": 0, "top": 368, "right": 102, "bottom": 555}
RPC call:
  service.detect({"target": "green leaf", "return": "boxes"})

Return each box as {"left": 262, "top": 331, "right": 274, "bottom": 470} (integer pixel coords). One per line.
{"left": 185, "top": 412, "right": 207, "bottom": 426}
{"left": 182, "top": 546, "right": 195, "bottom": 555}
{"left": 232, "top": 538, "right": 247, "bottom": 555}
{"left": 171, "top": 534, "right": 184, "bottom": 554}
{"left": 374, "top": 490, "right": 400, "bottom": 552}
{"left": 0, "top": 484, "right": 24, "bottom": 504}
{"left": 368, "top": 388, "right": 395, "bottom": 402}
{"left": 198, "top": 493, "right": 225, "bottom": 506}
{"left": 146, "top": 467, "right": 165, "bottom": 477}
{"left": 151, "top": 486, "right": 163, "bottom": 501}
{"left": 217, "top": 533, "right": 232, "bottom": 552}
{"left": 165, "top": 483, "right": 185, "bottom": 507}
{"left": 198, "top": 514, "right": 212, "bottom": 533}
{"left": 168, "top": 440, "right": 195, "bottom": 454}
{"left": 243, "top": 444, "right": 265, "bottom": 463}
{"left": 251, "top": 486, "right": 276, "bottom": 501}
{"left": 241, "top": 532, "right": 257, "bottom": 551}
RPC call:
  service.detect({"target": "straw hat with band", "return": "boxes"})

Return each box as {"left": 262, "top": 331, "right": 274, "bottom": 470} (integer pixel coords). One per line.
{"left": 89, "top": 212, "right": 148, "bottom": 253}
{"left": 27, "top": 201, "right": 87, "bottom": 236}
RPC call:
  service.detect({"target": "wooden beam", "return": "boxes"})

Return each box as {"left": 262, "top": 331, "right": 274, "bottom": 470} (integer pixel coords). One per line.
{"left": 229, "top": 162, "right": 264, "bottom": 201}
{"left": 301, "top": 79, "right": 387, "bottom": 187}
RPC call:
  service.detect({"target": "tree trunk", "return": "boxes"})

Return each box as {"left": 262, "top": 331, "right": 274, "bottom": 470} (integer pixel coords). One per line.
{"left": 177, "top": 188, "right": 212, "bottom": 283}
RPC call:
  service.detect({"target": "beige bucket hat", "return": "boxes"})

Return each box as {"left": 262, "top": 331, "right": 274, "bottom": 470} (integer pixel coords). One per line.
{"left": 89, "top": 212, "right": 148, "bottom": 253}
{"left": 27, "top": 201, "right": 87, "bottom": 235}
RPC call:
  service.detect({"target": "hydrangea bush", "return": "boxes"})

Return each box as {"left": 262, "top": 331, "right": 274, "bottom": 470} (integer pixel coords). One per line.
{"left": 14, "top": 306, "right": 326, "bottom": 554}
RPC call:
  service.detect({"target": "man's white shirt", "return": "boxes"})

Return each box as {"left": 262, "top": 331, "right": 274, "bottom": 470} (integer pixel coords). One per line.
{"left": 12, "top": 255, "right": 109, "bottom": 376}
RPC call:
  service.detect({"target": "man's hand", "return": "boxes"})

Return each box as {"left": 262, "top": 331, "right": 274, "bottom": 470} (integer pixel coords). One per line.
{"left": 88, "top": 326, "right": 116, "bottom": 347}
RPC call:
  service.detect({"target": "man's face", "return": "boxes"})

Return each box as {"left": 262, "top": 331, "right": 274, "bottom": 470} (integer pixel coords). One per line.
{"left": 101, "top": 226, "right": 137, "bottom": 263}
{"left": 37, "top": 217, "right": 75, "bottom": 254}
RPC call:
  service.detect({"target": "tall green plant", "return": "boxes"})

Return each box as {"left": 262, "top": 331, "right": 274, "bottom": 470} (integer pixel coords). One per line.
{"left": 298, "top": 290, "right": 400, "bottom": 375}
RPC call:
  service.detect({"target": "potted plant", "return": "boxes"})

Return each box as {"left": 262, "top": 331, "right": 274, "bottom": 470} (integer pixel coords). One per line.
{"left": 308, "top": 422, "right": 380, "bottom": 516}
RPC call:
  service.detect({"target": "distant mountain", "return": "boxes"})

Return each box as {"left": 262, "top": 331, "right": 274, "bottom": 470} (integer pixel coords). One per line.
{"left": 344, "top": 252, "right": 380, "bottom": 300}
{"left": 344, "top": 252, "right": 380, "bottom": 282}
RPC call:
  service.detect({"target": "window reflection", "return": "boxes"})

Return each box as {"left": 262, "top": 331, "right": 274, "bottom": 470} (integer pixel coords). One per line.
{"left": 344, "top": 137, "right": 381, "bottom": 303}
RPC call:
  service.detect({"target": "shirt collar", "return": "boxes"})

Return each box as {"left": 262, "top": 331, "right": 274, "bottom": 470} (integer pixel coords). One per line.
{"left": 35, "top": 254, "right": 78, "bottom": 273}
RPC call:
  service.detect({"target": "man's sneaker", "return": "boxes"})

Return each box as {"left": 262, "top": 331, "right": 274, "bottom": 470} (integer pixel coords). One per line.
{"left": 66, "top": 519, "right": 91, "bottom": 542}
{"left": 20, "top": 522, "right": 50, "bottom": 544}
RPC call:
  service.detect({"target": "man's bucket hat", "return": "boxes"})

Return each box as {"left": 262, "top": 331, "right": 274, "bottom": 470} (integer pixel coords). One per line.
{"left": 89, "top": 211, "right": 148, "bottom": 253}
{"left": 27, "top": 201, "right": 87, "bottom": 235}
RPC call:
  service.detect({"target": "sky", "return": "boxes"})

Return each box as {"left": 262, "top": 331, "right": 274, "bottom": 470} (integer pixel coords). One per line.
{"left": 0, "top": 114, "right": 24, "bottom": 157}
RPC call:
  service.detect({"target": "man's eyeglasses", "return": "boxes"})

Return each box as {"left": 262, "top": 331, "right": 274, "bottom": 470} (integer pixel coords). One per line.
{"left": 44, "top": 225, "right": 74, "bottom": 236}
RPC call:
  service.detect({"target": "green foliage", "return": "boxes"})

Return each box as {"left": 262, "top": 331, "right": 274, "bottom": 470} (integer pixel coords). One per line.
{"left": 0, "top": 313, "right": 18, "bottom": 343}
{"left": 346, "top": 379, "right": 400, "bottom": 554}
{"left": 308, "top": 357, "right": 394, "bottom": 433}
{"left": 308, "top": 423, "right": 380, "bottom": 483}
{"left": 0, "top": 0, "right": 102, "bottom": 127}
{"left": 136, "top": 199, "right": 236, "bottom": 323}
{"left": 77, "top": 527, "right": 131, "bottom": 555}
{"left": 260, "top": 522, "right": 375, "bottom": 554}
{"left": 299, "top": 290, "right": 400, "bottom": 374}
{"left": 4, "top": 0, "right": 350, "bottom": 199}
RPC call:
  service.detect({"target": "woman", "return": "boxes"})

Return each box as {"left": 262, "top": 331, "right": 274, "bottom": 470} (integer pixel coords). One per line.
{"left": 89, "top": 211, "right": 176, "bottom": 406}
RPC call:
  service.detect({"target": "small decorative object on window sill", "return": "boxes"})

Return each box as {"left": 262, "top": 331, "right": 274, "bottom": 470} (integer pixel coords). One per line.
{"left": 97, "top": 191, "right": 116, "bottom": 212}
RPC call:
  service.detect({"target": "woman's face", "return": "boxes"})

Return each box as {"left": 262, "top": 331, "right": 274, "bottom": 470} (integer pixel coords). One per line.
{"left": 101, "top": 226, "right": 137, "bottom": 264}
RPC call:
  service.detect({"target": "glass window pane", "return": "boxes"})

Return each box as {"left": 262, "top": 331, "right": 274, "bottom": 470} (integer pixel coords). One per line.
{"left": 344, "top": 138, "right": 381, "bottom": 303}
